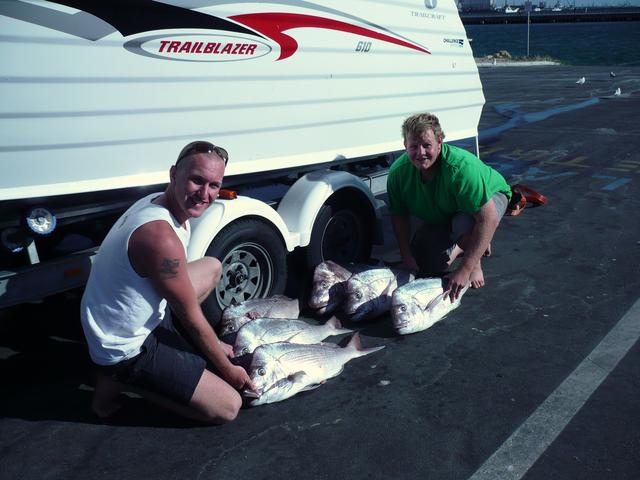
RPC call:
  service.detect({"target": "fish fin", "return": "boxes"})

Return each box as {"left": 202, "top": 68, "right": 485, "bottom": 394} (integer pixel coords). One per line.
{"left": 300, "top": 382, "right": 323, "bottom": 392}
{"left": 288, "top": 371, "right": 308, "bottom": 384}
{"left": 380, "top": 278, "right": 396, "bottom": 298}
{"left": 424, "top": 284, "right": 468, "bottom": 312}
{"left": 347, "top": 331, "right": 362, "bottom": 349}
{"left": 270, "top": 294, "right": 293, "bottom": 301}
{"left": 278, "top": 371, "right": 315, "bottom": 396}
{"left": 423, "top": 290, "right": 447, "bottom": 309}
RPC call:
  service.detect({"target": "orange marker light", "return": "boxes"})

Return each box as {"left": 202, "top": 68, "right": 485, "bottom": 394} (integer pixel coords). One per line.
{"left": 218, "top": 189, "right": 237, "bottom": 200}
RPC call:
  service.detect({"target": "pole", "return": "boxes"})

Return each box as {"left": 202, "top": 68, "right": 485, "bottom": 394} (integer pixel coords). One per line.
{"left": 525, "top": 1, "right": 532, "bottom": 57}
{"left": 527, "top": 12, "right": 530, "bottom": 57}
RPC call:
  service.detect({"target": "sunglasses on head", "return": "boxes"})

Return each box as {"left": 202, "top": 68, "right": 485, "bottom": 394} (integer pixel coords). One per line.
{"left": 176, "top": 141, "right": 229, "bottom": 166}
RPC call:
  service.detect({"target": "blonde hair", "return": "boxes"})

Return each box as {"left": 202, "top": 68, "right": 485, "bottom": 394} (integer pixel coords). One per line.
{"left": 402, "top": 113, "right": 445, "bottom": 142}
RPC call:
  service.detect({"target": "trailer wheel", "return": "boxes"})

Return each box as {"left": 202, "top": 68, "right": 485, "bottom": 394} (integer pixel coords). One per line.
{"left": 305, "top": 200, "right": 372, "bottom": 268}
{"left": 202, "top": 219, "right": 287, "bottom": 326}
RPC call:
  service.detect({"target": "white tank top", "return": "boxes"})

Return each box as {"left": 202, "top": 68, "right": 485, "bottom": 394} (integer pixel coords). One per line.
{"left": 80, "top": 193, "right": 190, "bottom": 365}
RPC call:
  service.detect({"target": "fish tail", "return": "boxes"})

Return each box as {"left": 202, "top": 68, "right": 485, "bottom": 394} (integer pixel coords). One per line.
{"left": 326, "top": 315, "right": 341, "bottom": 329}
{"left": 326, "top": 315, "right": 352, "bottom": 334}
{"left": 346, "top": 332, "right": 385, "bottom": 356}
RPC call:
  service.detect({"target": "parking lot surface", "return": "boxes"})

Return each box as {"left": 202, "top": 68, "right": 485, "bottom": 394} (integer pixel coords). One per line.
{"left": 1, "top": 65, "right": 639, "bottom": 480}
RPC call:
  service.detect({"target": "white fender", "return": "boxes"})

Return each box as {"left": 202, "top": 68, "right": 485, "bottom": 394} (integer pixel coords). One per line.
{"left": 187, "top": 196, "right": 298, "bottom": 261}
{"left": 276, "top": 169, "right": 380, "bottom": 247}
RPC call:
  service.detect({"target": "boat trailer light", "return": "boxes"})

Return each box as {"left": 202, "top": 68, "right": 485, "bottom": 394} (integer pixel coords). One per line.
{"left": 1, "top": 227, "right": 26, "bottom": 253}
{"left": 24, "top": 206, "right": 57, "bottom": 235}
{"left": 218, "top": 189, "right": 237, "bottom": 200}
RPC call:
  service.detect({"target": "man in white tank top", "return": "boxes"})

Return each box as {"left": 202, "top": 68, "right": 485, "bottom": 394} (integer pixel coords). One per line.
{"left": 81, "top": 141, "right": 255, "bottom": 424}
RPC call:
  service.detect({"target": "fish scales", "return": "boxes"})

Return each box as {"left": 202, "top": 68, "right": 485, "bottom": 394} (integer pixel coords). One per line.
{"left": 275, "top": 343, "right": 343, "bottom": 372}
{"left": 233, "top": 317, "right": 351, "bottom": 356}
{"left": 219, "top": 295, "right": 299, "bottom": 336}
{"left": 345, "top": 268, "right": 413, "bottom": 321}
{"left": 308, "top": 260, "right": 354, "bottom": 314}
{"left": 391, "top": 278, "right": 468, "bottom": 335}
{"left": 246, "top": 333, "right": 384, "bottom": 405}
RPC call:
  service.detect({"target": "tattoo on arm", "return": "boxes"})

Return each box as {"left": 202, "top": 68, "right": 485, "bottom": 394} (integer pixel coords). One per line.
{"left": 159, "top": 258, "right": 180, "bottom": 278}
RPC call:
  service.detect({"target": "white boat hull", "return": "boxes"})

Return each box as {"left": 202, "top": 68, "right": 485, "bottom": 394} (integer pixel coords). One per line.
{"left": 0, "top": 0, "right": 483, "bottom": 201}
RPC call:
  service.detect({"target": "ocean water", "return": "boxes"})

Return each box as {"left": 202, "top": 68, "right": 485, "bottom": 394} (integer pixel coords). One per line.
{"left": 464, "top": 21, "right": 640, "bottom": 65}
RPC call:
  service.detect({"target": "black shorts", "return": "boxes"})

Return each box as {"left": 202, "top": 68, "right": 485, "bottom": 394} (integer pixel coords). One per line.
{"left": 410, "top": 192, "right": 508, "bottom": 276}
{"left": 99, "top": 311, "right": 206, "bottom": 405}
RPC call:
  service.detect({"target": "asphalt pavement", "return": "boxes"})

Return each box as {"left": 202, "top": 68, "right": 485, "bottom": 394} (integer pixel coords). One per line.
{"left": 1, "top": 64, "right": 639, "bottom": 480}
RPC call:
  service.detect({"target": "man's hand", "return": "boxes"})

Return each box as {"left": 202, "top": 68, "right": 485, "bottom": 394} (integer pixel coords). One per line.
{"left": 223, "top": 364, "right": 258, "bottom": 393}
{"left": 444, "top": 267, "right": 471, "bottom": 302}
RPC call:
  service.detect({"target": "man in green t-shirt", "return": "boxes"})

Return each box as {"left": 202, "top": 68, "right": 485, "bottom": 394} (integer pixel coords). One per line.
{"left": 387, "top": 113, "right": 511, "bottom": 301}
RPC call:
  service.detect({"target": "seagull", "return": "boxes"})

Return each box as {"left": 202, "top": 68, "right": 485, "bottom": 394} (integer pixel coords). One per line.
{"left": 610, "top": 71, "right": 616, "bottom": 77}
{"left": 576, "top": 77, "right": 586, "bottom": 84}
{"left": 614, "top": 87, "right": 621, "bottom": 96}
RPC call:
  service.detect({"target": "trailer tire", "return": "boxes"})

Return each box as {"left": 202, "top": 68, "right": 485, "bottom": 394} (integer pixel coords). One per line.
{"left": 305, "top": 200, "right": 372, "bottom": 269}
{"left": 202, "top": 219, "right": 287, "bottom": 326}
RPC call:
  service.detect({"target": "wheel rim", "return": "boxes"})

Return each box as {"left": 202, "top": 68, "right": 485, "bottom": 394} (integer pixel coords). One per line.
{"left": 321, "top": 209, "right": 362, "bottom": 262}
{"left": 215, "top": 242, "right": 274, "bottom": 308}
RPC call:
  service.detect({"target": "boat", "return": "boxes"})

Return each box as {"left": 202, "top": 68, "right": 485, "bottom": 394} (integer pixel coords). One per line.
{"left": 1, "top": 0, "right": 484, "bottom": 202}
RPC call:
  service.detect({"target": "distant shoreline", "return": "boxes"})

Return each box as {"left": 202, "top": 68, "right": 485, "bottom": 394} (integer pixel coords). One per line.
{"left": 474, "top": 50, "right": 560, "bottom": 67}
{"left": 475, "top": 59, "right": 559, "bottom": 67}
{"left": 461, "top": 6, "right": 640, "bottom": 24}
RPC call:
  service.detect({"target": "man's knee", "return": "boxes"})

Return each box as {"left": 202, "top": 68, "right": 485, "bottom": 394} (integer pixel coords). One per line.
{"left": 188, "top": 256, "right": 223, "bottom": 301}
{"left": 217, "top": 392, "right": 242, "bottom": 423}
{"left": 199, "top": 390, "right": 242, "bottom": 424}
{"left": 210, "top": 257, "right": 222, "bottom": 286}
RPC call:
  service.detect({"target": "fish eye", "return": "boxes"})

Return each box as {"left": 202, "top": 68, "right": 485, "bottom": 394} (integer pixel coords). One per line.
{"left": 242, "top": 347, "right": 250, "bottom": 355}
{"left": 401, "top": 305, "right": 406, "bottom": 312}
{"left": 321, "top": 281, "right": 328, "bottom": 288}
{"left": 258, "top": 367, "right": 266, "bottom": 376}
{"left": 355, "top": 292, "right": 362, "bottom": 300}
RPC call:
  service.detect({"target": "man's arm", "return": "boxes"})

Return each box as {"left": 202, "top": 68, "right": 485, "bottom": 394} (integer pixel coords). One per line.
{"left": 390, "top": 214, "right": 419, "bottom": 274}
{"left": 445, "top": 198, "right": 499, "bottom": 299}
{"left": 129, "top": 220, "right": 254, "bottom": 391}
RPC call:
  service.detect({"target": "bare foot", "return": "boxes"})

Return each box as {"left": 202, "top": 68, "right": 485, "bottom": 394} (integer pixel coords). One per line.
{"left": 469, "top": 262, "right": 485, "bottom": 289}
{"left": 91, "top": 372, "right": 124, "bottom": 418}
{"left": 448, "top": 244, "right": 464, "bottom": 266}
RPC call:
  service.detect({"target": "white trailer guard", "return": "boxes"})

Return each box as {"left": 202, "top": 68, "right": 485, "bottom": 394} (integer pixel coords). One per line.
{"left": 0, "top": 0, "right": 484, "bottom": 317}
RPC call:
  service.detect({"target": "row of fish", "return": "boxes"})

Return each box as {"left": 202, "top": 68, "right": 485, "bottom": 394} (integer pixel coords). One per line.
{"left": 309, "top": 260, "right": 468, "bottom": 332}
{"left": 217, "top": 261, "right": 468, "bottom": 405}
{"left": 218, "top": 295, "right": 380, "bottom": 405}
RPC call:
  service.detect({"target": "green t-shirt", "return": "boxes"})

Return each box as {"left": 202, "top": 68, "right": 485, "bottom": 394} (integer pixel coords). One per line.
{"left": 387, "top": 143, "right": 511, "bottom": 226}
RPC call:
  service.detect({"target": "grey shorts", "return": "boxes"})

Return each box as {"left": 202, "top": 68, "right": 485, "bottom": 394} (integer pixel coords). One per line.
{"left": 99, "top": 310, "right": 207, "bottom": 405}
{"left": 410, "top": 192, "right": 508, "bottom": 275}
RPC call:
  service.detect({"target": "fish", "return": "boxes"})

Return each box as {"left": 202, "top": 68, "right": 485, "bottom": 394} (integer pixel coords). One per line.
{"left": 233, "top": 316, "right": 352, "bottom": 356}
{"left": 308, "top": 260, "right": 354, "bottom": 315}
{"left": 245, "top": 332, "right": 384, "bottom": 405}
{"left": 391, "top": 278, "right": 469, "bottom": 335}
{"left": 219, "top": 295, "right": 300, "bottom": 336}
{"left": 243, "top": 371, "right": 311, "bottom": 406}
{"left": 344, "top": 268, "right": 414, "bottom": 321}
